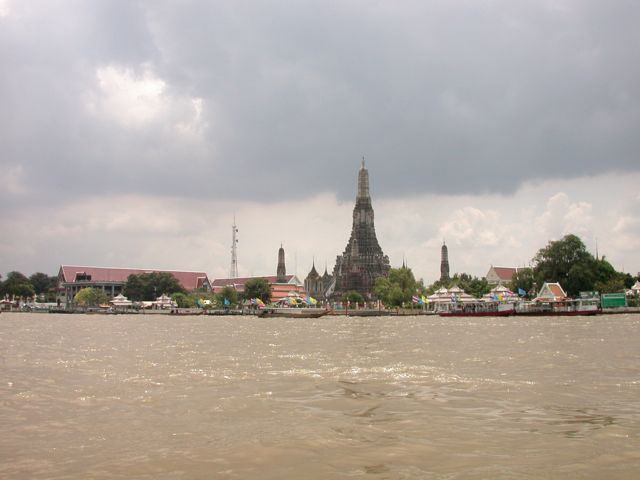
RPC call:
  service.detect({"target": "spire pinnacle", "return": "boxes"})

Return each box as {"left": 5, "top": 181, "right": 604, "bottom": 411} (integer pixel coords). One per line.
{"left": 277, "top": 244, "right": 286, "bottom": 282}
{"left": 357, "top": 158, "right": 370, "bottom": 199}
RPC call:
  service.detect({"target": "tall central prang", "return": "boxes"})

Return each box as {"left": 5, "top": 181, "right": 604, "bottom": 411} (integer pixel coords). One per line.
{"left": 331, "top": 159, "right": 390, "bottom": 299}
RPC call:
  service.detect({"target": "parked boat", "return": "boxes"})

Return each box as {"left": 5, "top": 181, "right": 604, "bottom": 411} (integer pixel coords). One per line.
{"left": 515, "top": 298, "right": 600, "bottom": 316}
{"left": 439, "top": 302, "right": 515, "bottom": 317}
{"left": 258, "top": 308, "right": 329, "bottom": 318}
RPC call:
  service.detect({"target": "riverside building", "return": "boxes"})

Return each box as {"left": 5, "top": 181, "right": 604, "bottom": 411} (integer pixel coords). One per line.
{"left": 57, "top": 265, "right": 211, "bottom": 307}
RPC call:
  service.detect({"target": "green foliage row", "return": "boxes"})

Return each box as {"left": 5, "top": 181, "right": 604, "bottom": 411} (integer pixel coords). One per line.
{"left": 209, "top": 278, "right": 273, "bottom": 308}
{"left": 122, "top": 272, "right": 186, "bottom": 301}
{"left": 425, "top": 273, "right": 490, "bottom": 299}
{"left": 0, "top": 271, "right": 58, "bottom": 300}
{"left": 511, "top": 234, "right": 635, "bottom": 297}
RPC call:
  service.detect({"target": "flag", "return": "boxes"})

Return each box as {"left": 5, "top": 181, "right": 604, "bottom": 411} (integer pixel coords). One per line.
{"left": 421, "top": 295, "right": 429, "bottom": 304}
{"left": 308, "top": 296, "right": 318, "bottom": 305}
{"left": 250, "top": 298, "right": 256, "bottom": 305}
{"left": 518, "top": 288, "right": 527, "bottom": 297}
{"left": 223, "top": 298, "right": 230, "bottom": 306}
{"left": 256, "top": 298, "right": 265, "bottom": 305}
{"left": 412, "top": 295, "right": 420, "bottom": 304}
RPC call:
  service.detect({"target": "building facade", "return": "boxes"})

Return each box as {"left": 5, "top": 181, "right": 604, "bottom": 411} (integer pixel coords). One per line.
{"left": 58, "top": 265, "right": 211, "bottom": 306}
{"left": 304, "top": 262, "right": 333, "bottom": 300}
{"left": 485, "top": 266, "right": 519, "bottom": 286}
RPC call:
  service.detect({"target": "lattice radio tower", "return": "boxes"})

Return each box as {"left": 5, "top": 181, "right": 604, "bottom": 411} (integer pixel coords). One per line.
{"left": 230, "top": 217, "right": 239, "bottom": 278}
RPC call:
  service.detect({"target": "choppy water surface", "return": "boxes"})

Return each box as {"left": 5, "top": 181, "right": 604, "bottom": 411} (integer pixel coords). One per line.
{"left": 1, "top": 313, "right": 639, "bottom": 479}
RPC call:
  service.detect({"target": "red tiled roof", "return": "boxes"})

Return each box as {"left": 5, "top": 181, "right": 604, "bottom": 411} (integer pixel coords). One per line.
{"left": 535, "top": 282, "right": 567, "bottom": 301}
{"left": 548, "top": 283, "right": 566, "bottom": 298}
{"left": 493, "top": 267, "right": 518, "bottom": 281}
{"left": 59, "top": 265, "right": 210, "bottom": 291}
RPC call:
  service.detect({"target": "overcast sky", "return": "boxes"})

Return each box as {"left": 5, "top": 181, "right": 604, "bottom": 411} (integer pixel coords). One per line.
{"left": 1, "top": 0, "right": 639, "bottom": 283}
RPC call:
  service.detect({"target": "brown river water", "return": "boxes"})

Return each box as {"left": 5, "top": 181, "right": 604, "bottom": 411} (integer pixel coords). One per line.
{"left": 0, "top": 312, "right": 639, "bottom": 479}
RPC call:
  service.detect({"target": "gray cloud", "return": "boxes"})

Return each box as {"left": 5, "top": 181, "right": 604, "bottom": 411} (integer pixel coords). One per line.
{"left": 1, "top": 0, "right": 640, "bottom": 212}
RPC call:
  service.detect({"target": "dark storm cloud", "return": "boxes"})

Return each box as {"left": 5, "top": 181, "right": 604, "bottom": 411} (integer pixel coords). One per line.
{"left": 1, "top": 0, "right": 639, "bottom": 208}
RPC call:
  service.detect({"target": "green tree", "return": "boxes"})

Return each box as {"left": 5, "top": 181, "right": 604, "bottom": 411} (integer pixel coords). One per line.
{"left": 342, "top": 290, "right": 364, "bottom": 305}
{"left": 373, "top": 277, "right": 393, "bottom": 303}
{"left": 591, "top": 257, "right": 632, "bottom": 293}
{"left": 215, "top": 286, "right": 239, "bottom": 307}
{"left": 172, "top": 292, "right": 196, "bottom": 308}
{"left": 595, "top": 277, "right": 626, "bottom": 294}
{"left": 373, "top": 267, "right": 418, "bottom": 306}
{"left": 593, "top": 258, "right": 617, "bottom": 286}
{"left": 243, "top": 278, "right": 272, "bottom": 303}
{"left": 509, "top": 268, "right": 536, "bottom": 296}
{"left": 450, "top": 273, "right": 490, "bottom": 298}
{"left": 1, "top": 271, "right": 35, "bottom": 298}
{"left": 532, "top": 234, "right": 596, "bottom": 296}
{"left": 123, "top": 272, "right": 186, "bottom": 301}
{"left": 74, "top": 287, "right": 109, "bottom": 307}
{"left": 29, "top": 272, "right": 58, "bottom": 300}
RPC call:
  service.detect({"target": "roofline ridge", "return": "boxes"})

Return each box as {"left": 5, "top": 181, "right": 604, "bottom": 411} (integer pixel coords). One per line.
{"left": 60, "top": 264, "right": 207, "bottom": 274}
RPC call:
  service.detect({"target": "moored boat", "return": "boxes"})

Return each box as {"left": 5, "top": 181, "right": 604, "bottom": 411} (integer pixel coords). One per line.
{"left": 258, "top": 307, "right": 329, "bottom": 318}
{"left": 515, "top": 298, "right": 600, "bottom": 316}
{"left": 439, "top": 302, "right": 515, "bottom": 317}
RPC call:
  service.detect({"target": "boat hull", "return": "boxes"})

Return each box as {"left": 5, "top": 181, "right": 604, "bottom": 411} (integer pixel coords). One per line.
{"left": 514, "top": 310, "right": 599, "bottom": 317}
{"left": 440, "top": 309, "right": 514, "bottom": 317}
{"left": 258, "top": 308, "right": 329, "bottom": 319}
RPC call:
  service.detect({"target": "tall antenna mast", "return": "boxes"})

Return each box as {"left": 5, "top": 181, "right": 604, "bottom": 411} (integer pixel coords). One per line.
{"left": 230, "top": 217, "right": 239, "bottom": 278}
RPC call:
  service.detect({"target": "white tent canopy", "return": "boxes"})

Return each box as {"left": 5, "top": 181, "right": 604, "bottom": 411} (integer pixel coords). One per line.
{"left": 482, "top": 285, "right": 518, "bottom": 302}
{"left": 153, "top": 294, "right": 177, "bottom": 308}
{"left": 448, "top": 286, "right": 476, "bottom": 303}
{"left": 110, "top": 293, "right": 132, "bottom": 306}
{"left": 428, "top": 286, "right": 475, "bottom": 304}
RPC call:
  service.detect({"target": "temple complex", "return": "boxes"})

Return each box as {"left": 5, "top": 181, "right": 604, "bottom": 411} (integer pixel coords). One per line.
{"left": 328, "top": 160, "right": 390, "bottom": 299}
{"left": 304, "top": 261, "right": 333, "bottom": 301}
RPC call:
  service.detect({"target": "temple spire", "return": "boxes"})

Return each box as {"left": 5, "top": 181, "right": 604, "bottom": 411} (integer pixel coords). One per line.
{"left": 331, "top": 161, "right": 390, "bottom": 299}
{"left": 440, "top": 241, "right": 450, "bottom": 282}
{"left": 357, "top": 158, "right": 370, "bottom": 199}
{"left": 277, "top": 244, "right": 286, "bottom": 283}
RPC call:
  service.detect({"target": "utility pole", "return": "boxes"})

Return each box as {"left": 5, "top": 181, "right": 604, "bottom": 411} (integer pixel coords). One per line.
{"left": 230, "top": 217, "right": 239, "bottom": 278}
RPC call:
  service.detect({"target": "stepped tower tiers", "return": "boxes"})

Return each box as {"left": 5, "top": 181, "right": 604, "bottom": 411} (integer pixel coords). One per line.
{"left": 331, "top": 160, "right": 390, "bottom": 299}
{"left": 440, "top": 241, "right": 450, "bottom": 282}
{"left": 277, "top": 244, "right": 287, "bottom": 283}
